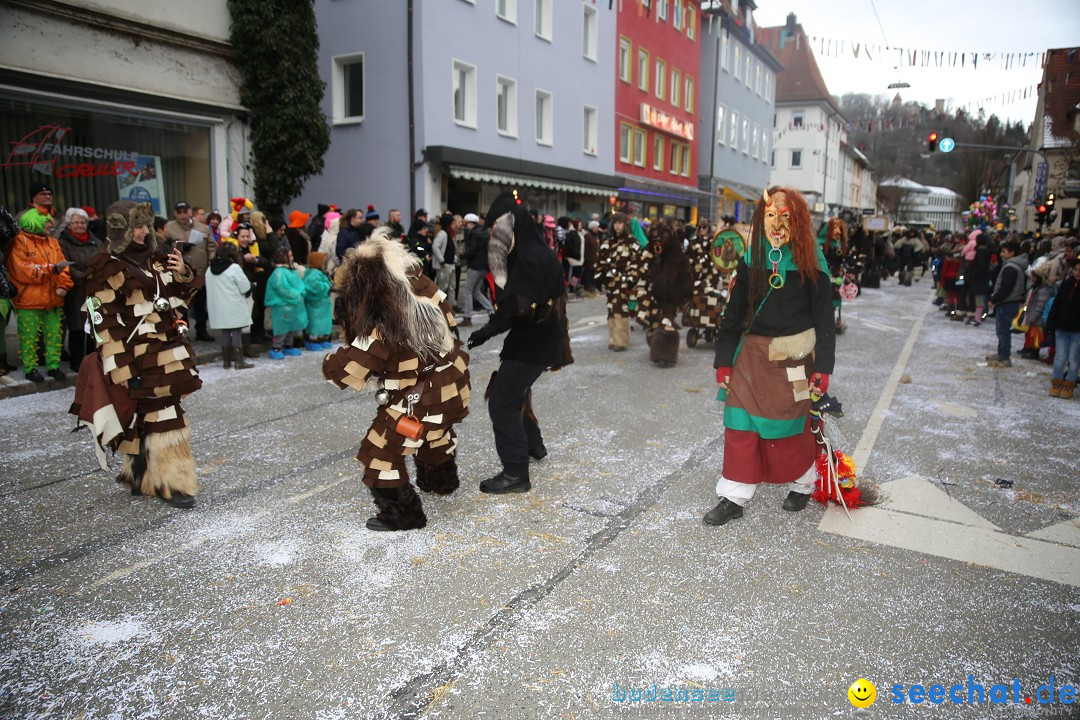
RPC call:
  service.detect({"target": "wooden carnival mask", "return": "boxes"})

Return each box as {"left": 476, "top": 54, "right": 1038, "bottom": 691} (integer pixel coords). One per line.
{"left": 762, "top": 188, "right": 791, "bottom": 248}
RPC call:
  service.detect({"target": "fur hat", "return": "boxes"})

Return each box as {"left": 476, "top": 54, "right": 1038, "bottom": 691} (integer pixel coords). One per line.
{"left": 335, "top": 227, "right": 453, "bottom": 360}
{"left": 105, "top": 200, "right": 154, "bottom": 253}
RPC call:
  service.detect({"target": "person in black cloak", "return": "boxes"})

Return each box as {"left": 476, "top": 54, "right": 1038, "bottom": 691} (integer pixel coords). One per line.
{"left": 466, "top": 191, "right": 573, "bottom": 494}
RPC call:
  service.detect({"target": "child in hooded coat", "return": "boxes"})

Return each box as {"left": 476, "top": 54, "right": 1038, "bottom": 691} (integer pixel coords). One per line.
{"left": 264, "top": 245, "right": 307, "bottom": 359}
{"left": 304, "top": 251, "right": 334, "bottom": 350}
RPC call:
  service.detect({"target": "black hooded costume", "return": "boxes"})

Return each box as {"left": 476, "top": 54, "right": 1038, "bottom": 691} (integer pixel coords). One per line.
{"left": 466, "top": 192, "right": 572, "bottom": 493}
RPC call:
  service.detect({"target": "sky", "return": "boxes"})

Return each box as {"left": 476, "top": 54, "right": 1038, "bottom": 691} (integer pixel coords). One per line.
{"left": 753, "top": 0, "right": 1080, "bottom": 128}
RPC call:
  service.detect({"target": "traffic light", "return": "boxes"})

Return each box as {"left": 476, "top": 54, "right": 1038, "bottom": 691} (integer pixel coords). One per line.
{"left": 1046, "top": 192, "right": 1056, "bottom": 211}
{"left": 927, "top": 132, "right": 939, "bottom": 152}
{"left": 1036, "top": 203, "right": 1048, "bottom": 225}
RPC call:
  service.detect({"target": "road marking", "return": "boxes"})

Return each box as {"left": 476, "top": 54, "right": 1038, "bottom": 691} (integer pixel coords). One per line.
{"left": 849, "top": 295, "right": 933, "bottom": 471}
{"left": 819, "top": 476, "right": 1080, "bottom": 587}
{"left": 1027, "top": 518, "right": 1080, "bottom": 547}
{"left": 873, "top": 475, "right": 1000, "bottom": 530}
{"left": 860, "top": 319, "right": 900, "bottom": 333}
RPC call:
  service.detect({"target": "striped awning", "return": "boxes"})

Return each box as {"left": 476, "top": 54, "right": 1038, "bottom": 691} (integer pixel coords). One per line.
{"left": 448, "top": 165, "right": 615, "bottom": 197}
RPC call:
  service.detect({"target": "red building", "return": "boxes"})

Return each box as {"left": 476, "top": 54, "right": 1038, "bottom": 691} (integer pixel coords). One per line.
{"left": 615, "top": 0, "right": 705, "bottom": 220}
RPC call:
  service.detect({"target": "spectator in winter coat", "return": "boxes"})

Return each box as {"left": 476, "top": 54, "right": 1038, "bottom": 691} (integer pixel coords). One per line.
{"left": 57, "top": 208, "right": 104, "bottom": 371}
{"left": 383, "top": 209, "right": 406, "bottom": 240}
{"left": 336, "top": 209, "right": 365, "bottom": 261}
{"left": 461, "top": 213, "right": 492, "bottom": 320}
{"left": 226, "top": 223, "right": 273, "bottom": 346}
{"left": 303, "top": 251, "right": 333, "bottom": 351}
{"left": 432, "top": 212, "right": 459, "bottom": 310}
{"left": 205, "top": 242, "right": 254, "bottom": 370}
{"left": 7, "top": 209, "right": 73, "bottom": 382}
{"left": 263, "top": 245, "right": 308, "bottom": 360}
{"left": 582, "top": 220, "right": 601, "bottom": 293}
{"left": 1046, "top": 258, "right": 1080, "bottom": 399}
{"left": 166, "top": 201, "right": 215, "bottom": 341}
{"left": 987, "top": 239, "right": 1029, "bottom": 368}
{"left": 964, "top": 233, "right": 992, "bottom": 326}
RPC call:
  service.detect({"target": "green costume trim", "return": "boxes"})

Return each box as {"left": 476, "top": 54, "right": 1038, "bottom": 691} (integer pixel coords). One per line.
{"left": 723, "top": 406, "right": 806, "bottom": 439}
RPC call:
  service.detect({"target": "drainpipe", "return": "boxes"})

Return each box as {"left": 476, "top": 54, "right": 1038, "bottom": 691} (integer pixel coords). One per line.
{"left": 708, "top": 20, "right": 722, "bottom": 221}
{"left": 408, "top": 0, "right": 417, "bottom": 214}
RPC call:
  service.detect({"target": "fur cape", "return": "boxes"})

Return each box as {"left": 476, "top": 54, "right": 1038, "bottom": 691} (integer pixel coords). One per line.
{"left": 334, "top": 227, "right": 454, "bottom": 361}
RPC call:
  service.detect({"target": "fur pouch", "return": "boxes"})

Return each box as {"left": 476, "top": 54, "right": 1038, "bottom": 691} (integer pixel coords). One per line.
{"left": 769, "top": 328, "right": 816, "bottom": 360}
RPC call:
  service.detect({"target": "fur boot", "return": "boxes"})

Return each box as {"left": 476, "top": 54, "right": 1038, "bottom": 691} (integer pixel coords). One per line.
{"left": 143, "top": 425, "right": 199, "bottom": 500}
{"left": 369, "top": 484, "right": 427, "bottom": 530}
{"left": 1060, "top": 381, "right": 1076, "bottom": 400}
{"left": 415, "top": 457, "right": 460, "bottom": 495}
{"left": 650, "top": 327, "right": 679, "bottom": 368}
{"left": 115, "top": 450, "right": 147, "bottom": 495}
{"left": 609, "top": 315, "right": 630, "bottom": 350}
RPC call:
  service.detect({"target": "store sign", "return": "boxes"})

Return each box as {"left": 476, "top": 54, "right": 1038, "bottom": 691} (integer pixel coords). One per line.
{"left": 2, "top": 122, "right": 141, "bottom": 179}
{"left": 640, "top": 104, "right": 694, "bottom": 141}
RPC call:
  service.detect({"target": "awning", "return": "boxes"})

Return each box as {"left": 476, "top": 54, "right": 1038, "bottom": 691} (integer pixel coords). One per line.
{"left": 447, "top": 165, "right": 615, "bottom": 197}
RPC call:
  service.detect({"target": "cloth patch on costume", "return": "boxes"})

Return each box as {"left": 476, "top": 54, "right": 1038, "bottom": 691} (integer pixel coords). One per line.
{"left": 352, "top": 334, "right": 375, "bottom": 351}
{"left": 376, "top": 468, "right": 400, "bottom": 480}
{"left": 366, "top": 428, "right": 387, "bottom": 449}
{"left": 769, "top": 328, "right": 816, "bottom": 361}
{"left": 421, "top": 412, "right": 444, "bottom": 425}
{"left": 402, "top": 436, "right": 423, "bottom": 449}
{"left": 145, "top": 405, "right": 179, "bottom": 423}
{"left": 786, "top": 366, "right": 807, "bottom": 382}
{"left": 397, "top": 357, "right": 419, "bottom": 372}
{"left": 793, "top": 386, "right": 811, "bottom": 402}
{"left": 369, "top": 457, "right": 395, "bottom": 471}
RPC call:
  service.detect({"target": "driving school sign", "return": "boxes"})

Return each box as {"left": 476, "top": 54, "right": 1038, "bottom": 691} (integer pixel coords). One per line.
{"left": 2, "top": 122, "right": 141, "bottom": 179}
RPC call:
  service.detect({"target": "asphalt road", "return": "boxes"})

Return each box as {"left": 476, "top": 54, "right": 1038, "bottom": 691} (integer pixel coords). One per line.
{"left": 0, "top": 275, "right": 1077, "bottom": 719}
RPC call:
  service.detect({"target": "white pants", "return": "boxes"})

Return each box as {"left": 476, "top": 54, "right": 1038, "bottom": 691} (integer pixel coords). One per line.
{"left": 715, "top": 463, "right": 817, "bottom": 507}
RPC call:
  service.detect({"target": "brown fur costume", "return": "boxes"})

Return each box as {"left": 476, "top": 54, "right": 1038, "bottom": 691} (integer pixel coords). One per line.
{"left": 322, "top": 228, "right": 470, "bottom": 530}
{"left": 636, "top": 220, "right": 692, "bottom": 367}
{"left": 595, "top": 213, "right": 647, "bottom": 350}
{"left": 70, "top": 201, "right": 202, "bottom": 502}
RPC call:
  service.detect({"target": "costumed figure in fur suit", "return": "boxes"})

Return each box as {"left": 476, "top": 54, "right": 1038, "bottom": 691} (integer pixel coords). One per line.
{"left": 683, "top": 216, "right": 739, "bottom": 348}
{"left": 322, "top": 228, "right": 471, "bottom": 531}
{"left": 70, "top": 201, "right": 203, "bottom": 508}
{"left": 635, "top": 220, "right": 693, "bottom": 367}
{"left": 818, "top": 218, "right": 848, "bottom": 334}
{"left": 596, "top": 212, "right": 647, "bottom": 351}
{"left": 704, "top": 187, "right": 836, "bottom": 526}
{"left": 466, "top": 192, "right": 573, "bottom": 494}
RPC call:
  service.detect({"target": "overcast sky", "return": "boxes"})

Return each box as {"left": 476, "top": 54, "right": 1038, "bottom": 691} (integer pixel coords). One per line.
{"left": 753, "top": 0, "right": 1080, "bottom": 128}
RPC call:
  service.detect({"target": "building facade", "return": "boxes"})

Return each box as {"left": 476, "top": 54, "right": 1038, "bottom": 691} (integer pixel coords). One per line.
{"left": 759, "top": 15, "right": 847, "bottom": 223}
{"left": 294, "top": 0, "right": 619, "bottom": 222}
{"left": 879, "top": 177, "right": 962, "bottom": 232}
{"left": 1, "top": 0, "right": 249, "bottom": 216}
{"left": 698, "top": 1, "right": 780, "bottom": 224}
{"left": 613, "top": 0, "right": 705, "bottom": 221}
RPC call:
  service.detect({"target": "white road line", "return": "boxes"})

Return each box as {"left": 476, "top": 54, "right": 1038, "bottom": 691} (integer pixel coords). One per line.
{"left": 850, "top": 293, "right": 933, "bottom": 471}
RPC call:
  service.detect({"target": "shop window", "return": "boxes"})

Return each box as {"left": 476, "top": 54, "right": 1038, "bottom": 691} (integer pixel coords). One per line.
{"left": 332, "top": 52, "right": 365, "bottom": 125}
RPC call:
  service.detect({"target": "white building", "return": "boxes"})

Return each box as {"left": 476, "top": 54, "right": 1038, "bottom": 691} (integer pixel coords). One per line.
{"left": 1, "top": 1, "right": 250, "bottom": 215}
{"left": 879, "top": 177, "right": 962, "bottom": 231}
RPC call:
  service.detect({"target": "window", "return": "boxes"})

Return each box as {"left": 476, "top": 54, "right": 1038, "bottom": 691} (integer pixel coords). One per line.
{"left": 670, "top": 141, "right": 681, "bottom": 174}
{"left": 741, "top": 117, "right": 749, "bottom": 154}
{"left": 497, "top": 0, "right": 517, "bottom": 23}
{"left": 687, "top": 7, "right": 695, "bottom": 40}
{"left": 583, "top": 105, "right": 597, "bottom": 155}
{"left": 496, "top": 76, "right": 517, "bottom": 136}
{"left": 331, "top": 53, "right": 365, "bottom": 125}
{"left": 655, "top": 59, "right": 666, "bottom": 99}
{"left": 534, "top": 0, "right": 552, "bottom": 40}
{"left": 619, "top": 37, "right": 632, "bottom": 83}
{"left": 673, "top": 0, "right": 683, "bottom": 30}
{"left": 637, "top": 48, "right": 649, "bottom": 91}
{"left": 620, "top": 123, "right": 633, "bottom": 163}
{"left": 658, "top": 0, "right": 668, "bottom": 21}
{"left": 671, "top": 69, "right": 681, "bottom": 107}
{"left": 791, "top": 149, "right": 802, "bottom": 168}
{"left": 633, "top": 127, "right": 646, "bottom": 167}
{"left": 745, "top": 55, "right": 752, "bottom": 88}
{"left": 792, "top": 110, "right": 804, "bottom": 128}
{"left": 452, "top": 59, "right": 477, "bottom": 127}
{"left": 681, "top": 144, "right": 691, "bottom": 177}
{"left": 764, "top": 72, "right": 772, "bottom": 103}
{"left": 760, "top": 127, "right": 769, "bottom": 163}
{"left": 716, "top": 104, "right": 725, "bottom": 145}
{"left": 684, "top": 76, "right": 693, "bottom": 112}
{"left": 771, "top": 151, "right": 775, "bottom": 168}
{"left": 751, "top": 122, "right": 759, "bottom": 159}
{"left": 733, "top": 45, "right": 741, "bottom": 80}
{"left": 535, "top": 89, "right": 553, "bottom": 145}
{"left": 653, "top": 134, "right": 664, "bottom": 171}
{"left": 755, "top": 63, "right": 761, "bottom": 95}
{"left": 729, "top": 110, "right": 738, "bottom": 152}
{"left": 720, "top": 29, "right": 729, "bottom": 72}
{"left": 582, "top": 4, "right": 598, "bottom": 60}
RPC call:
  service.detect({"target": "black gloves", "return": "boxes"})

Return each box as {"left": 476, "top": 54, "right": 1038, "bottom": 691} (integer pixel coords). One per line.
{"left": 466, "top": 328, "right": 490, "bottom": 350}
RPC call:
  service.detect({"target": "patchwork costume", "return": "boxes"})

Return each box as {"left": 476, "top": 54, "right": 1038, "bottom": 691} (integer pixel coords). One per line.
{"left": 596, "top": 213, "right": 647, "bottom": 351}
{"left": 706, "top": 188, "right": 835, "bottom": 525}
{"left": 683, "top": 225, "right": 738, "bottom": 348}
{"left": 322, "top": 229, "right": 470, "bottom": 531}
{"left": 70, "top": 201, "right": 203, "bottom": 507}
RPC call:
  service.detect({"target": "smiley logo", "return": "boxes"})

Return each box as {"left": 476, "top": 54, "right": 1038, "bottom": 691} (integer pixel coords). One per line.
{"left": 848, "top": 678, "right": 876, "bottom": 708}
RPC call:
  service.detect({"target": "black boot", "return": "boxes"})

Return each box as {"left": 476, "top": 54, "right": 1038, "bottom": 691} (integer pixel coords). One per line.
{"left": 414, "top": 457, "right": 460, "bottom": 495}
{"left": 241, "top": 333, "right": 259, "bottom": 358}
{"left": 479, "top": 470, "right": 531, "bottom": 494}
{"left": 367, "top": 484, "right": 427, "bottom": 531}
{"left": 782, "top": 491, "right": 811, "bottom": 512}
{"left": 231, "top": 347, "right": 254, "bottom": 370}
{"left": 703, "top": 498, "right": 744, "bottom": 525}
